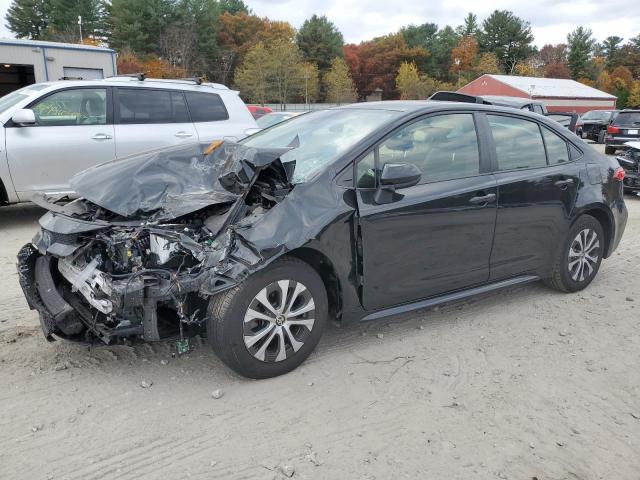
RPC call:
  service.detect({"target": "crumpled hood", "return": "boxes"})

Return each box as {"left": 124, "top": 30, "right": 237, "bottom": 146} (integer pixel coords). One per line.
{"left": 69, "top": 142, "right": 293, "bottom": 220}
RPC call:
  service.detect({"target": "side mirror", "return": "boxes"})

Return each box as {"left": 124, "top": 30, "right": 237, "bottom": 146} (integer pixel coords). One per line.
{"left": 380, "top": 163, "right": 422, "bottom": 189}
{"left": 12, "top": 108, "right": 36, "bottom": 126}
{"left": 374, "top": 163, "right": 421, "bottom": 204}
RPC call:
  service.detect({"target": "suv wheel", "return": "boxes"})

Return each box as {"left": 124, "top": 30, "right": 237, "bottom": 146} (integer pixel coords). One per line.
{"left": 605, "top": 146, "right": 616, "bottom": 155}
{"left": 545, "top": 215, "right": 604, "bottom": 292}
{"left": 207, "top": 257, "right": 327, "bottom": 379}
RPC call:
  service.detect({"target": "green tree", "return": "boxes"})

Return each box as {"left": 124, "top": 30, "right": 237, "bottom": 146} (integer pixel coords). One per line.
{"left": 217, "top": 0, "right": 248, "bottom": 15}
{"left": 325, "top": 57, "right": 357, "bottom": 104}
{"left": 478, "top": 10, "right": 534, "bottom": 74}
{"left": 602, "top": 35, "right": 624, "bottom": 68}
{"left": 107, "top": 0, "right": 176, "bottom": 54}
{"left": 45, "top": 0, "right": 106, "bottom": 41}
{"left": 396, "top": 62, "right": 424, "bottom": 99}
{"left": 268, "top": 39, "right": 304, "bottom": 108}
{"left": 296, "top": 14, "right": 344, "bottom": 72}
{"left": 473, "top": 52, "right": 501, "bottom": 76}
{"left": 567, "top": 26, "right": 594, "bottom": 79}
{"left": 401, "top": 22, "right": 438, "bottom": 49}
{"left": 234, "top": 42, "right": 270, "bottom": 104}
{"left": 458, "top": 13, "right": 478, "bottom": 37}
{"left": 5, "top": 0, "right": 50, "bottom": 39}
{"left": 301, "top": 62, "right": 319, "bottom": 103}
{"left": 628, "top": 81, "right": 640, "bottom": 108}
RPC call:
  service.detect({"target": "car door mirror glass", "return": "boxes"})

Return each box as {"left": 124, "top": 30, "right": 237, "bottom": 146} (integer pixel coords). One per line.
{"left": 12, "top": 108, "right": 36, "bottom": 125}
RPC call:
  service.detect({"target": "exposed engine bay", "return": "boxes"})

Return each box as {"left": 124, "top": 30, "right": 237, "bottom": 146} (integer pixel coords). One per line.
{"left": 17, "top": 142, "right": 302, "bottom": 348}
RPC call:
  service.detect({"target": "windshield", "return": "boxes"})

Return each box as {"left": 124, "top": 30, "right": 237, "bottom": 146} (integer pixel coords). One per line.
{"left": 582, "top": 110, "right": 613, "bottom": 121}
{"left": 242, "top": 108, "right": 402, "bottom": 183}
{"left": 0, "top": 84, "right": 49, "bottom": 115}
{"left": 256, "top": 113, "right": 293, "bottom": 129}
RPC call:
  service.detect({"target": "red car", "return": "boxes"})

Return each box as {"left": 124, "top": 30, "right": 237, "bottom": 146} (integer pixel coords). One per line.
{"left": 247, "top": 105, "right": 273, "bottom": 119}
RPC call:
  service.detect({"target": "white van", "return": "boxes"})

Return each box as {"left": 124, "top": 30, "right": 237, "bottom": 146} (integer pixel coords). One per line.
{"left": 0, "top": 76, "right": 259, "bottom": 205}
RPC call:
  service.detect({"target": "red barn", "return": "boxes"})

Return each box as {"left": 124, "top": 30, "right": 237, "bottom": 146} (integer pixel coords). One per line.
{"left": 458, "top": 74, "right": 617, "bottom": 114}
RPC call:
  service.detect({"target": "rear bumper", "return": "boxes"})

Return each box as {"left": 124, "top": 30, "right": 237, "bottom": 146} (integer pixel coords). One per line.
{"left": 606, "top": 137, "right": 640, "bottom": 148}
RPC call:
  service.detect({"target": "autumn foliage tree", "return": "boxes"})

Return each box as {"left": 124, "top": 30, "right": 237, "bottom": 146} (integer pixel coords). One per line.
{"left": 116, "top": 50, "right": 185, "bottom": 78}
{"left": 325, "top": 57, "right": 357, "bottom": 104}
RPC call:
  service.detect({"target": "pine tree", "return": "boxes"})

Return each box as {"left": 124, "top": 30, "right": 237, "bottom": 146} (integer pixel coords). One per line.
{"left": 5, "top": 0, "right": 50, "bottom": 39}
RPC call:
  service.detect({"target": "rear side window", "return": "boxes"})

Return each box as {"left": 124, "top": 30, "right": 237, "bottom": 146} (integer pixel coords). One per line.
{"left": 542, "top": 127, "right": 570, "bottom": 165}
{"left": 184, "top": 91, "right": 229, "bottom": 122}
{"left": 613, "top": 112, "right": 640, "bottom": 125}
{"left": 117, "top": 88, "right": 189, "bottom": 124}
{"left": 488, "top": 115, "right": 547, "bottom": 170}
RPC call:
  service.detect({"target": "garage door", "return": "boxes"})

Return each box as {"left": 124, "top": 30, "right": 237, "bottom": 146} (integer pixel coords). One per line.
{"left": 63, "top": 67, "right": 104, "bottom": 80}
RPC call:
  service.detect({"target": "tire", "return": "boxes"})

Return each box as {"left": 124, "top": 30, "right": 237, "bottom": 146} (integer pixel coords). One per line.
{"left": 597, "top": 130, "right": 606, "bottom": 144}
{"left": 545, "top": 215, "right": 604, "bottom": 293}
{"left": 605, "top": 146, "right": 615, "bottom": 155}
{"left": 207, "top": 257, "right": 328, "bottom": 379}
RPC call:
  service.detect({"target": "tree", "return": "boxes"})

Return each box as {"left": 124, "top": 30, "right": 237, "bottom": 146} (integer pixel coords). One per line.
{"left": 344, "top": 33, "right": 427, "bottom": 98}
{"left": 300, "top": 62, "right": 319, "bottom": 103}
{"left": 218, "top": 0, "right": 248, "bottom": 15}
{"left": 473, "top": 52, "right": 501, "bottom": 75}
{"left": 325, "top": 57, "right": 357, "bottom": 104}
{"left": 297, "top": 15, "right": 344, "bottom": 73}
{"left": 458, "top": 13, "right": 478, "bottom": 37}
{"left": 117, "top": 50, "right": 186, "bottom": 79}
{"left": 567, "top": 26, "right": 594, "bottom": 79}
{"left": 5, "top": 0, "right": 50, "bottom": 39}
{"left": 234, "top": 42, "right": 271, "bottom": 105}
{"left": 601, "top": 35, "right": 623, "bottom": 68}
{"left": 544, "top": 62, "right": 571, "bottom": 79}
{"left": 400, "top": 22, "right": 438, "bottom": 49}
{"left": 428, "top": 26, "right": 460, "bottom": 80}
{"left": 107, "top": 0, "right": 176, "bottom": 54}
{"left": 268, "top": 39, "right": 304, "bottom": 108}
{"left": 628, "top": 81, "right": 640, "bottom": 108}
{"left": 478, "top": 10, "right": 534, "bottom": 74}
{"left": 46, "top": 0, "right": 106, "bottom": 41}
{"left": 450, "top": 35, "right": 479, "bottom": 84}
{"left": 396, "top": 62, "right": 424, "bottom": 99}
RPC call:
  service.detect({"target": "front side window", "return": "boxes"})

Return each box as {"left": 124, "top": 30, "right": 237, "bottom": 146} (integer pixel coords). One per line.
{"left": 117, "top": 88, "right": 189, "bottom": 124}
{"left": 185, "top": 91, "right": 228, "bottom": 122}
{"left": 488, "top": 115, "right": 547, "bottom": 170}
{"left": 542, "top": 127, "right": 570, "bottom": 165}
{"left": 356, "top": 150, "right": 376, "bottom": 188}
{"left": 376, "top": 113, "right": 480, "bottom": 184}
{"left": 31, "top": 88, "right": 106, "bottom": 126}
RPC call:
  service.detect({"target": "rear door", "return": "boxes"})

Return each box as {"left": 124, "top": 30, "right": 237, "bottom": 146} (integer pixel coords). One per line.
{"left": 113, "top": 87, "right": 198, "bottom": 157}
{"left": 486, "top": 113, "right": 580, "bottom": 280}
{"left": 184, "top": 91, "right": 239, "bottom": 143}
{"left": 357, "top": 111, "right": 497, "bottom": 310}
{"left": 5, "top": 86, "right": 115, "bottom": 198}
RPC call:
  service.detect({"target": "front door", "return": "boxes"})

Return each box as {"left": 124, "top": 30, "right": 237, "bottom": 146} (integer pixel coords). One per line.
{"left": 485, "top": 114, "right": 580, "bottom": 280}
{"left": 356, "top": 112, "right": 497, "bottom": 311}
{"left": 5, "top": 87, "right": 115, "bottom": 199}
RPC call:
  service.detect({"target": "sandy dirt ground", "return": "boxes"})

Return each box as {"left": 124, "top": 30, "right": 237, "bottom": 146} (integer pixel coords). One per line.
{"left": 1, "top": 144, "right": 639, "bottom": 480}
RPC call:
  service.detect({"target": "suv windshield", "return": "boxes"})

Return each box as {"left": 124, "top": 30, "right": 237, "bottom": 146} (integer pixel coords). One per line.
{"left": 613, "top": 112, "right": 640, "bottom": 125}
{"left": 0, "top": 84, "right": 49, "bottom": 115}
{"left": 242, "top": 108, "right": 401, "bottom": 183}
{"left": 582, "top": 110, "right": 613, "bottom": 121}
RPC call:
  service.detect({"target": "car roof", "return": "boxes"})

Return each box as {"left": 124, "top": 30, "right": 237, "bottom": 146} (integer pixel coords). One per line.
{"left": 334, "top": 100, "right": 544, "bottom": 117}
{"left": 35, "top": 78, "right": 236, "bottom": 94}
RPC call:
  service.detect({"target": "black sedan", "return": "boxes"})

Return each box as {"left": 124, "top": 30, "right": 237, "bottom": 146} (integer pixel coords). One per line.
{"left": 18, "top": 101, "right": 628, "bottom": 378}
{"left": 578, "top": 109, "right": 619, "bottom": 143}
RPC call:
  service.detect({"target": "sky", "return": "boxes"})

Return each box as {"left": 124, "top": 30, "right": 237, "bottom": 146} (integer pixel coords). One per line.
{"left": 0, "top": 0, "right": 638, "bottom": 47}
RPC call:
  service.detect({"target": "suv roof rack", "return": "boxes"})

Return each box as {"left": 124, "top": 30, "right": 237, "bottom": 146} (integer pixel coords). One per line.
{"left": 429, "top": 91, "right": 492, "bottom": 104}
{"left": 104, "top": 74, "right": 229, "bottom": 89}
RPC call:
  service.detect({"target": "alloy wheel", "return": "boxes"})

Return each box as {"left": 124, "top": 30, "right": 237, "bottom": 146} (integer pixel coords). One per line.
{"left": 568, "top": 228, "right": 600, "bottom": 282}
{"left": 243, "top": 280, "right": 316, "bottom": 362}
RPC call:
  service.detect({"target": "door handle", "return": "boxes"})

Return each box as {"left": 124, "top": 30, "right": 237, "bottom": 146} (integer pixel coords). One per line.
{"left": 91, "top": 133, "right": 112, "bottom": 140}
{"left": 175, "top": 131, "right": 193, "bottom": 138}
{"left": 469, "top": 193, "right": 496, "bottom": 205}
{"left": 554, "top": 178, "right": 574, "bottom": 189}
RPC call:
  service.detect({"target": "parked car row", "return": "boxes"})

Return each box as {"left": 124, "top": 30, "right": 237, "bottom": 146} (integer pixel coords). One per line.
{"left": 0, "top": 77, "right": 259, "bottom": 205}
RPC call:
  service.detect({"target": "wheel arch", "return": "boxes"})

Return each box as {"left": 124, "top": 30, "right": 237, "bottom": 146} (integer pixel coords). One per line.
{"left": 286, "top": 247, "right": 343, "bottom": 321}
{"left": 574, "top": 205, "right": 614, "bottom": 258}
{"left": 0, "top": 177, "right": 8, "bottom": 205}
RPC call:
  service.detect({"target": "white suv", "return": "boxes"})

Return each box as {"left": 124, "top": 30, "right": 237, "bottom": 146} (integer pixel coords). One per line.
{"left": 0, "top": 76, "right": 259, "bottom": 205}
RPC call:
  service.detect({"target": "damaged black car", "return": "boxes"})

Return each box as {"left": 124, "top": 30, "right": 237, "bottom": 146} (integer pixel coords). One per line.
{"left": 18, "top": 102, "right": 627, "bottom": 378}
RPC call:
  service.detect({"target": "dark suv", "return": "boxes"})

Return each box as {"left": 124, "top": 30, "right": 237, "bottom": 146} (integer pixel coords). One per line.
{"left": 605, "top": 109, "right": 640, "bottom": 154}
{"left": 18, "top": 101, "right": 628, "bottom": 378}
{"left": 578, "top": 109, "right": 619, "bottom": 143}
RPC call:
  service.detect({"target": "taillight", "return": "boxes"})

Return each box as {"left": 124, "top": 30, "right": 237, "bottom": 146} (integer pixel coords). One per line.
{"left": 614, "top": 167, "right": 625, "bottom": 181}
{"left": 607, "top": 125, "right": 621, "bottom": 134}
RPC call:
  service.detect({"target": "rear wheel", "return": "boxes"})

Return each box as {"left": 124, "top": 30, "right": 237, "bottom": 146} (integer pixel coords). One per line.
{"left": 605, "top": 146, "right": 616, "bottom": 155}
{"left": 545, "top": 215, "right": 604, "bottom": 292}
{"left": 597, "top": 130, "right": 606, "bottom": 144}
{"left": 207, "top": 257, "right": 327, "bottom": 379}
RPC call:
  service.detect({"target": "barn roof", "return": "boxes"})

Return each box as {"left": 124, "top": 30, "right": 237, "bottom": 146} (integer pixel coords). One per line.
{"left": 486, "top": 74, "right": 616, "bottom": 100}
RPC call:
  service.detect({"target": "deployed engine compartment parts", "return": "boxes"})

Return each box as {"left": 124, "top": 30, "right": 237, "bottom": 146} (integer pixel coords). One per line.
{"left": 17, "top": 141, "right": 345, "bottom": 350}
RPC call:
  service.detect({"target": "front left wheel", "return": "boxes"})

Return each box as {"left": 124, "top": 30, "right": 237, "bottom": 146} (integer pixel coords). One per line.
{"left": 207, "top": 257, "right": 328, "bottom": 379}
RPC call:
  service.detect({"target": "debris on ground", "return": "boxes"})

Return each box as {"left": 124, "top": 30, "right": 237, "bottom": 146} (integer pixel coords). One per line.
{"left": 211, "top": 389, "right": 224, "bottom": 399}
{"left": 140, "top": 380, "right": 153, "bottom": 389}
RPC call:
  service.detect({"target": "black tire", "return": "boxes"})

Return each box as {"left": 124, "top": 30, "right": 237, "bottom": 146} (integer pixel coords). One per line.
{"left": 605, "top": 146, "right": 616, "bottom": 155}
{"left": 207, "top": 257, "right": 328, "bottom": 379}
{"left": 597, "top": 130, "right": 606, "bottom": 144}
{"left": 545, "top": 215, "right": 604, "bottom": 293}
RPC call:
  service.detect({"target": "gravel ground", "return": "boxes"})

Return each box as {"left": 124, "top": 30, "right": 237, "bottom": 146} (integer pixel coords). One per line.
{"left": 1, "top": 144, "right": 639, "bottom": 480}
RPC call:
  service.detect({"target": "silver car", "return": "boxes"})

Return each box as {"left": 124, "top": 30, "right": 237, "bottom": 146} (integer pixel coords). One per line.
{"left": 0, "top": 77, "right": 259, "bottom": 205}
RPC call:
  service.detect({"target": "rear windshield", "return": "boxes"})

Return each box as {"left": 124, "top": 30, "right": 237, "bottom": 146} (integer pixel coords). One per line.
{"left": 613, "top": 112, "right": 640, "bottom": 125}
{"left": 581, "top": 110, "right": 613, "bottom": 121}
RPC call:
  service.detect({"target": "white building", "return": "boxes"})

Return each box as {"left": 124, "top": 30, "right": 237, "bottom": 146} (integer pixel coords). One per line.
{"left": 0, "top": 39, "right": 116, "bottom": 96}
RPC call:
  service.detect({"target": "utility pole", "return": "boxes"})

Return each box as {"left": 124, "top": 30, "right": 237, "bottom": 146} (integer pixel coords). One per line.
{"left": 454, "top": 58, "right": 461, "bottom": 87}
{"left": 78, "top": 16, "right": 83, "bottom": 43}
